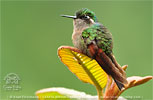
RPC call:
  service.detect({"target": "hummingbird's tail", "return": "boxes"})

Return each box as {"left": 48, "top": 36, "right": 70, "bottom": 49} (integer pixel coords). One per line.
{"left": 108, "top": 53, "right": 126, "bottom": 78}
{"left": 88, "top": 43, "right": 128, "bottom": 90}
{"left": 114, "top": 79, "right": 125, "bottom": 90}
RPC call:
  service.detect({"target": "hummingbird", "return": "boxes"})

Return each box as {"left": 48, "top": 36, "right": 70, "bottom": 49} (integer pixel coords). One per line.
{"left": 61, "top": 8, "right": 128, "bottom": 90}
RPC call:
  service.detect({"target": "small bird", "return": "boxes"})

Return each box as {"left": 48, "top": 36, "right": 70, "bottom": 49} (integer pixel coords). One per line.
{"left": 61, "top": 8, "right": 128, "bottom": 90}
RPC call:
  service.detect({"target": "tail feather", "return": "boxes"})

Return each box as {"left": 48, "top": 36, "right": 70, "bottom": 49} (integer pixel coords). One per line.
{"left": 88, "top": 43, "right": 128, "bottom": 90}
{"left": 98, "top": 49, "right": 128, "bottom": 84}
{"left": 114, "top": 79, "right": 125, "bottom": 90}
{"left": 108, "top": 53, "right": 126, "bottom": 78}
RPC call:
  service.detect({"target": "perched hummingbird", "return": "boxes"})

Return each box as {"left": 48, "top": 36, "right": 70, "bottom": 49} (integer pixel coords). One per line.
{"left": 61, "top": 8, "right": 128, "bottom": 90}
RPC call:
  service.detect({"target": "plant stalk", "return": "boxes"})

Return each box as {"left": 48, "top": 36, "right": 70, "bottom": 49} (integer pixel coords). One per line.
{"left": 97, "top": 88, "right": 103, "bottom": 100}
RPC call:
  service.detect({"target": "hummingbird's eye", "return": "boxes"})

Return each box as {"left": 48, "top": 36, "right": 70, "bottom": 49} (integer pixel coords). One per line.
{"left": 80, "top": 15, "right": 90, "bottom": 19}
{"left": 84, "top": 16, "right": 90, "bottom": 19}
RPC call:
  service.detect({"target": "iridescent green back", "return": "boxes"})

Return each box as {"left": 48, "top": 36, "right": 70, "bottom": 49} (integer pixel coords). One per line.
{"left": 82, "top": 23, "right": 113, "bottom": 54}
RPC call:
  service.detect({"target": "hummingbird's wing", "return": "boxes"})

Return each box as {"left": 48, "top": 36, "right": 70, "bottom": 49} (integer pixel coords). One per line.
{"left": 81, "top": 24, "right": 128, "bottom": 90}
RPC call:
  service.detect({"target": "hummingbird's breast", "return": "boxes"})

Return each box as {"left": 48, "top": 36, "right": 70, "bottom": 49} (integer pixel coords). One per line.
{"left": 72, "top": 28, "right": 90, "bottom": 56}
{"left": 72, "top": 19, "right": 94, "bottom": 55}
{"left": 72, "top": 30, "right": 83, "bottom": 49}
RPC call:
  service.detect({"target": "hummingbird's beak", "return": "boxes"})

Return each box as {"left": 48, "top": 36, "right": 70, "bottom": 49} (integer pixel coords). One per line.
{"left": 61, "top": 15, "right": 77, "bottom": 19}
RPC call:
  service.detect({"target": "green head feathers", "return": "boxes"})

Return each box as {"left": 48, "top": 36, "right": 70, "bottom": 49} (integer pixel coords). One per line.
{"left": 75, "top": 8, "right": 98, "bottom": 22}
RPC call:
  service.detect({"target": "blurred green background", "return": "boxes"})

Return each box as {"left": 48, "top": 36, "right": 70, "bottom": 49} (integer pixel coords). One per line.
{"left": 1, "top": 1, "right": 152, "bottom": 100}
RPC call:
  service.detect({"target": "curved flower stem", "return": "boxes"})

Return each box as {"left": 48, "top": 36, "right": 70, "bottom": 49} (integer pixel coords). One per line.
{"left": 96, "top": 87, "right": 103, "bottom": 100}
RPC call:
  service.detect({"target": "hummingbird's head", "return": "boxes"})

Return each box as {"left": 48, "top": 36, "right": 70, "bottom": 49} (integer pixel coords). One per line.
{"left": 75, "top": 8, "right": 98, "bottom": 22}
{"left": 61, "top": 8, "right": 98, "bottom": 30}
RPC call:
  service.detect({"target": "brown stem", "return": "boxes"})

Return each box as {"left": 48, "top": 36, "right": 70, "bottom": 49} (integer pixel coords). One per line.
{"left": 96, "top": 87, "right": 103, "bottom": 100}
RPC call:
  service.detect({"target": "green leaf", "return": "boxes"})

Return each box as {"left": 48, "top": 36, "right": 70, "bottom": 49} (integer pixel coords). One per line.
{"left": 36, "top": 87, "right": 127, "bottom": 100}
{"left": 36, "top": 87, "right": 97, "bottom": 100}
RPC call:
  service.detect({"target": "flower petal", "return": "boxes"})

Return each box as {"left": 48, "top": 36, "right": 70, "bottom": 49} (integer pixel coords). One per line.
{"left": 126, "top": 76, "right": 153, "bottom": 88}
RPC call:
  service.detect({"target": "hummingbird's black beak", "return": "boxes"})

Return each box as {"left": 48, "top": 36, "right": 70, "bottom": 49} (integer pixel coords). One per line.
{"left": 61, "top": 15, "right": 77, "bottom": 19}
